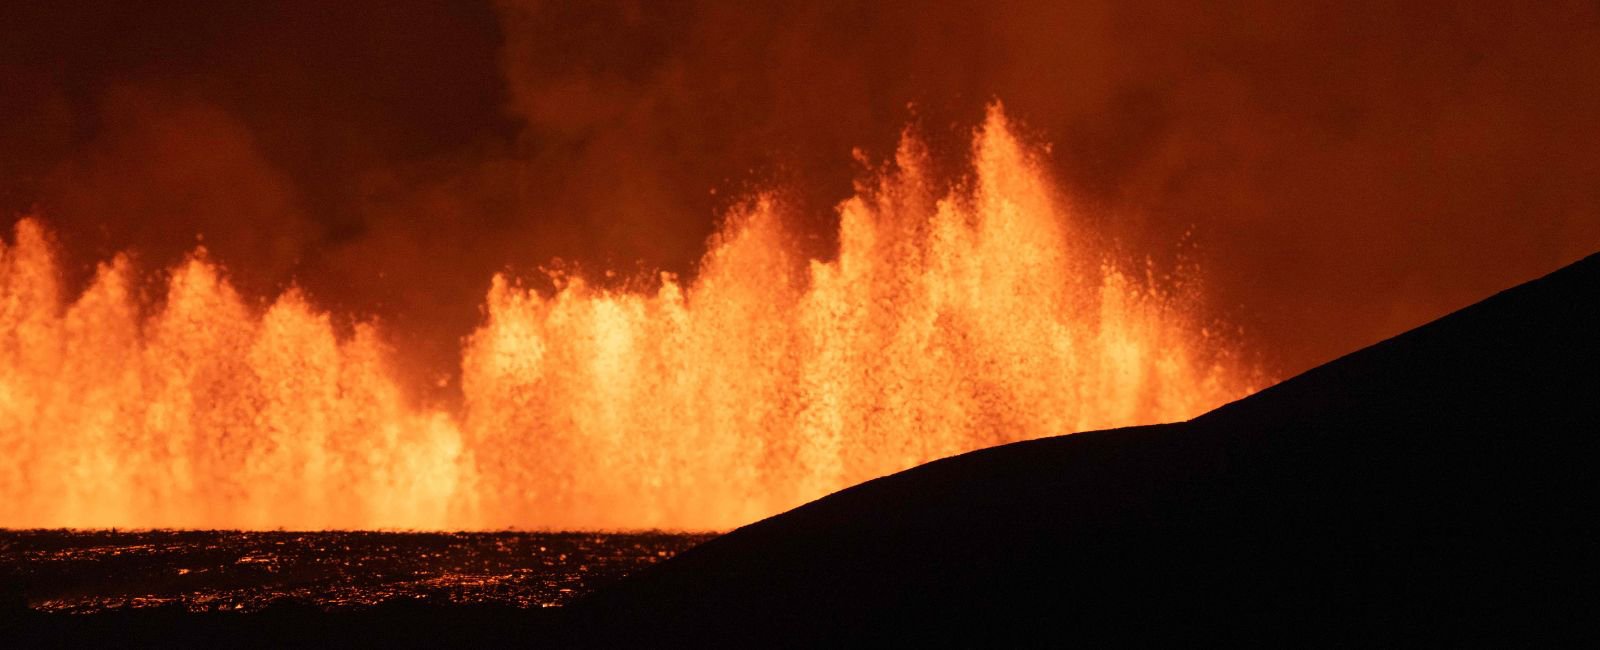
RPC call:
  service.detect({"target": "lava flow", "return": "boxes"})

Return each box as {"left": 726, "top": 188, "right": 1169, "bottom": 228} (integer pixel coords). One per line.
{"left": 0, "top": 107, "right": 1256, "bottom": 531}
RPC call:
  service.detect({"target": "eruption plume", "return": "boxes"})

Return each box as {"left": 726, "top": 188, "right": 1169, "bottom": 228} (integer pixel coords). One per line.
{"left": 0, "top": 107, "right": 1254, "bottom": 530}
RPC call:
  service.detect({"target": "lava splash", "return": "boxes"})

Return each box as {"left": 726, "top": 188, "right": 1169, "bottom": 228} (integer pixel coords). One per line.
{"left": 0, "top": 106, "right": 1255, "bottom": 531}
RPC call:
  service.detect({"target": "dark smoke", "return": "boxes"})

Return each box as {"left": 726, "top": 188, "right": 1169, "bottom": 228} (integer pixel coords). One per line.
{"left": 3, "top": 0, "right": 1598, "bottom": 390}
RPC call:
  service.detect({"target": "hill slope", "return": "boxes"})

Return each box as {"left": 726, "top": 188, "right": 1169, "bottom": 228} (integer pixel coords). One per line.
{"left": 566, "top": 253, "right": 1600, "bottom": 645}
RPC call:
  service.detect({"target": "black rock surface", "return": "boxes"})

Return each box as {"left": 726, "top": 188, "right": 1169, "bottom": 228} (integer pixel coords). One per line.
{"left": 564, "top": 253, "right": 1600, "bottom": 646}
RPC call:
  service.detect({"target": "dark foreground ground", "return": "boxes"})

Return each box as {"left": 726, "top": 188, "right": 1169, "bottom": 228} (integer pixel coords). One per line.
{"left": 1, "top": 529, "right": 710, "bottom": 612}
{"left": 564, "top": 252, "right": 1600, "bottom": 646}
{"left": 4, "top": 252, "right": 1598, "bottom": 647}
{"left": 0, "top": 530, "right": 709, "bottom": 646}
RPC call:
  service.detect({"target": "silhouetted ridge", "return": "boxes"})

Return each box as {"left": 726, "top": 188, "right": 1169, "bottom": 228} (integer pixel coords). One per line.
{"left": 566, "top": 252, "right": 1600, "bottom": 645}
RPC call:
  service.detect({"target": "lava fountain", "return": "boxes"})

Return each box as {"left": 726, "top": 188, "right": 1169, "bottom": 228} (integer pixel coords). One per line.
{"left": 0, "top": 106, "right": 1256, "bottom": 531}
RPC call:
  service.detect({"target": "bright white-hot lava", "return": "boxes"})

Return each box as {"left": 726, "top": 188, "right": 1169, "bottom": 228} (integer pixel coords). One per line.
{"left": 0, "top": 107, "right": 1255, "bottom": 531}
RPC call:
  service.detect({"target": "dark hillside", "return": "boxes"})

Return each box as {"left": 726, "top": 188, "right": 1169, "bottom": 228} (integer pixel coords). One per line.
{"left": 567, "top": 253, "right": 1600, "bottom": 645}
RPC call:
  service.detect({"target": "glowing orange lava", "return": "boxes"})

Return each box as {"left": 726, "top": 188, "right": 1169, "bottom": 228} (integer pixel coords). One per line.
{"left": 0, "top": 107, "right": 1255, "bottom": 531}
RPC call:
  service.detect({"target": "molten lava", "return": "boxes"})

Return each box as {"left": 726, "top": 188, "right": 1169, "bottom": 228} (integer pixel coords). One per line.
{"left": 0, "top": 107, "right": 1254, "bottom": 531}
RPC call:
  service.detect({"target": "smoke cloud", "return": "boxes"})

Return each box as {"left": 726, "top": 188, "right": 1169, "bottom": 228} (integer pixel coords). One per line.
{"left": 3, "top": 0, "right": 1598, "bottom": 387}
